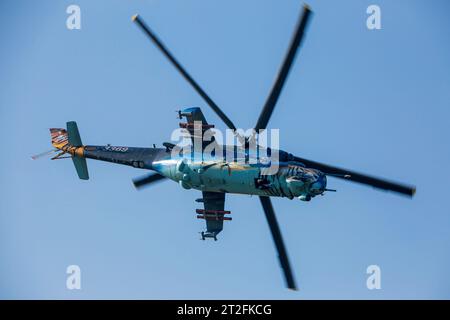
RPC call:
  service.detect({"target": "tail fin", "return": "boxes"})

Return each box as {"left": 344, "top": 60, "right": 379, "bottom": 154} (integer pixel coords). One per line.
{"left": 67, "top": 121, "right": 83, "bottom": 147}
{"left": 49, "top": 121, "right": 89, "bottom": 180}
{"left": 72, "top": 156, "right": 89, "bottom": 180}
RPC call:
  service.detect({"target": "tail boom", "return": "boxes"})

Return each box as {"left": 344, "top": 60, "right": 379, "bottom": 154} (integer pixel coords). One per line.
{"left": 49, "top": 122, "right": 168, "bottom": 180}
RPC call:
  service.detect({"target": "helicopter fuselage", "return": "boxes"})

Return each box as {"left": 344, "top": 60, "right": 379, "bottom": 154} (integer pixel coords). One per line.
{"left": 81, "top": 144, "right": 327, "bottom": 201}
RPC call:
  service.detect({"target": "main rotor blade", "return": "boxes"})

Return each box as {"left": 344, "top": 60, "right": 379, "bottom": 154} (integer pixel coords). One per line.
{"left": 133, "top": 172, "right": 167, "bottom": 189}
{"left": 291, "top": 155, "right": 416, "bottom": 197}
{"left": 132, "top": 14, "right": 237, "bottom": 131}
{"left": 259, "top": 196, "right": 297, "bottom": 290}
{"left": 254, "top": 5, "right": 312, "bottom": 132}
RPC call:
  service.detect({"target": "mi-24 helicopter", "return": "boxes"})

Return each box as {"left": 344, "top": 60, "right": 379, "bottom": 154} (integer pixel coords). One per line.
{"left": 37, "top": 5, "right": 415, "bottom": 290}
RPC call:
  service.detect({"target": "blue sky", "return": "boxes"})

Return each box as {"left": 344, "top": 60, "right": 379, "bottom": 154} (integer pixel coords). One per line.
{"left": 1, "top": 0, "right": 449, "bottom": 299}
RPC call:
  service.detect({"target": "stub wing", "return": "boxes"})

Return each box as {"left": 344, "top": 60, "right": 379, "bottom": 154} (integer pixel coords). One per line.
{"left": 196, "top": 191, "right": 230, "bottom": 241}
{"left": 178, "top": 107, "right": 217, "bottom": 150}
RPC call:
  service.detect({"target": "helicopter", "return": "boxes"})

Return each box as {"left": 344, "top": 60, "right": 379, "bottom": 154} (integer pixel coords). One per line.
{"left": 37, "top": 5, "right": 415, "bottom": 290}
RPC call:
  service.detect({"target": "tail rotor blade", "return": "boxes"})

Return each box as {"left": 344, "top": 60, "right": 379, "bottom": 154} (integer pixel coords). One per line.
{"left": 31, "top": 149, "right": 57, "bottom": 160}
{"left": 133, "top": 173, "right": 167, "bottom": 189}
{"left": 259, "top": 196, "right": 297, "bottom": 290}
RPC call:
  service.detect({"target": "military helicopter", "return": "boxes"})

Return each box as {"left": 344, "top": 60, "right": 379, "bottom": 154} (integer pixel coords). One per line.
{"left": 37, "top": 5, "right": 415, "bottom": 290}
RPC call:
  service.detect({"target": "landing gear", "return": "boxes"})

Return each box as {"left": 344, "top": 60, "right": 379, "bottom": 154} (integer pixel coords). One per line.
{"left": 201, "top": 231, "right": 217, "bottom": 241}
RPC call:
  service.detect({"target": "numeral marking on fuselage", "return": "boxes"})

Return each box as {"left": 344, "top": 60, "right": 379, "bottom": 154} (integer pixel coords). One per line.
{"left": 104, "top": 146, "right": 129, "bottom": 152}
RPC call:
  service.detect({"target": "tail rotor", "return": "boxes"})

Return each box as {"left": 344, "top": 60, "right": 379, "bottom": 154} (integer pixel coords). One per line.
{"left": 36, "top": 121, "right": 90, "bottom": 180}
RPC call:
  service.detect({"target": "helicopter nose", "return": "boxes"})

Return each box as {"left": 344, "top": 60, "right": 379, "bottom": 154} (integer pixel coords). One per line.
{"left": 310, "top": 173, "right": 327, "bottom": 195}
